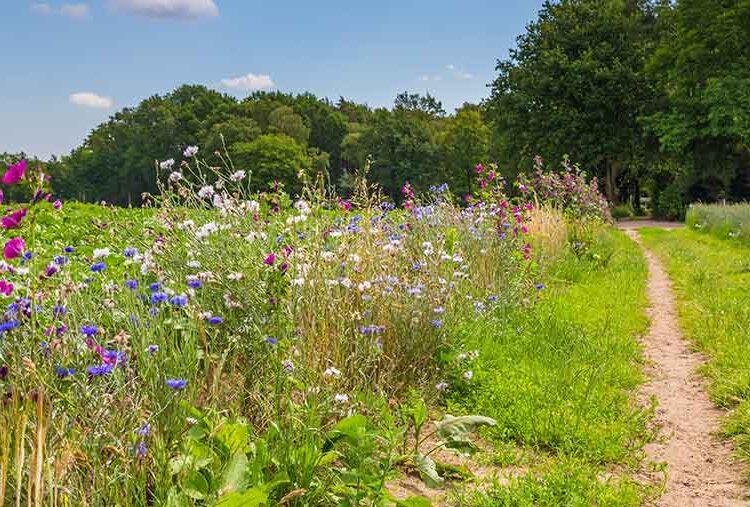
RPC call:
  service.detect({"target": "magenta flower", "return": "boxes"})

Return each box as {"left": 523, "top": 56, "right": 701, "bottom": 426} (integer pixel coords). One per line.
{"left": 3, "top": 237, "right": 25, "bottom": 260}
{"left": 0, "top": 280, "right": 14, "bottom": 296}
{"left": 2, "top": 160, "right": 27, "bottom": 185}
{"left": 263, "top": 253, "right": 276, "bottom": 265}
{"left": 53, "top": 199, "right": 62, "bottom": 210}
{"left": 1, "top": 208, "right": 28, "bottom": 229}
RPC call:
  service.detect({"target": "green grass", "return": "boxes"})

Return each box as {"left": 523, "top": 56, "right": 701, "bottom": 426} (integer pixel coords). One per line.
{"left": 686, "top": 202, "right": 750, "bottom": 243}
{"left": 449, "top": 228, "right": 654, "bottom": 505}
{"left": 639, "top": 227, "right": 750, "bottom": 464}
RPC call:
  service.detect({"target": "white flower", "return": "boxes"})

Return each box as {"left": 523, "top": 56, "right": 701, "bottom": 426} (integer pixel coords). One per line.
{"left": 93, "top": 248, "right": 110, "bottom": 258}
{"left": 334, "top": 393, "right": 349, "bottom": 403}
{"left": 160, "top": 159, "right": 175, "bottom": 170}
{"left": 294, "top": 200, "right": 311, "bottom": 214}
{"left": 229, "top": 170, "right": 246, "bottom": 182}
{"left": 195, "top": 222, "right": 218, "bottom": 239}
{"left": 169, "top": 171, "right": 183, "bottom": 183}
{"left": 324, "top": 367, "right": 341, "bottom": 378}
{"left": 227, "top": 272, "right": 243, "bottom": 281}
{"left": 212, "top": 194, "right": 224, "bottom": 209}
{"left": 244, "top": 200, "right": 260, "bottom": 213}
{"left": 436, "top": 381, "right": 449, "bottom": 391}
{"left": 197, "top": 186, "right": 214, "bottom": 199}
{"left": 282, "top": 359, "right": 295, "bottom": 372}
{"left": 187, "top": 260, "right": 201, "bottom": 268}
{"left": 463, "top": 371, "right": 474, "bottom": 380}
{"left": 183, "top": 146, "right": 199, "bottom": 158}
{"left": 178, "top": 219, "right": 195, "bottom": 230}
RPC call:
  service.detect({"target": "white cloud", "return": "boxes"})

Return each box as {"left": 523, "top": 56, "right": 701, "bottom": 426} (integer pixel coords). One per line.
{"left": 110, "top": 0, "right": 219, "bottom": 19}
{"left": 60, "top": 3, "right": 90, "bottom": 17}
{"left": 221, "top": 73, "right": 274, "bottom": 92}
{"left": 69, "top": 92, "right": 114, "bottom": 109}
{"left": 32, "top": 2, "right": 89, "bottom": 17}
{"left": 446, "top": 64, "right": 473, "bottom": 80}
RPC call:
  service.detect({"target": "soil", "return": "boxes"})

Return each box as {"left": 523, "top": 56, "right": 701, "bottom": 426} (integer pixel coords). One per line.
{"left": 625, "top": 226, "right": 747, "bottom": 506}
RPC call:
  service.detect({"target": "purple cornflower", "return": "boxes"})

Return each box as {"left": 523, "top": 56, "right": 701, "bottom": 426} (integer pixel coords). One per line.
{"left": 136, "top": 423, "right": 151, "bottom": 436}
{"left": 90, "top": 262, "right": 106, "bottom": 273}
{"left": 431, "top": 319, "right": 443, "bottom": 328}
{"left": 169, "top": 295, "right": 188, "bottom": 308}
{"left": 136, "top": 441, "right": 147, "bottom": 458}
{"left": 54, "top": 255, "right": 69, "bottom": 266}
{"left": 87, "top": 364, "right": 113, "bottom": 377}
{"left": 55, "top": 366, "right": 76, "bottom": 378}
{"left": 124, "top": 247, "right": 138, "bottom": 258}
{"left": 149, "top": 282, "right": 161, "bottom": 293}
{"left": 264, "top": 337, "right": 278, "bottom": 345}
{"left": 146, "top": 344, "right": 159, "bottom": 355}
{"left": 187, "top": 279, "right": 202, "bottom": 289}
{"left": 44, "top": 265, "right": 59, "bottom": 278}
{"left": 125, "top": 280, "right": 138, "bottom": 290}
{"left": 166, "top": 378, "right": 187, "bottom": 390}
{"left": 207, "top": 316, "right": 223, "bottom": 325}
{"left": 80, "top": 325, "right": 98, "bottom": 336}
{"left": 360, "top": 325, "right": 385, "bottom": 335}
{"left": 535, "top": 283, "right": 545, "bottom": 290}
{"left": 53, "top": 305, "right": 66, "bottom": 317}
{"left": 63, "top": 246, "right": 75, "bottom": 253}
{"left": 150, "top": 292, "right": 167, "bottom": 304}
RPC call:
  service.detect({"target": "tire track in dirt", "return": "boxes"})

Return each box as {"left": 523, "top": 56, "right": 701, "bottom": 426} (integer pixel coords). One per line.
{"left": 624, "top": 226, "right": 746, "bottom": 506}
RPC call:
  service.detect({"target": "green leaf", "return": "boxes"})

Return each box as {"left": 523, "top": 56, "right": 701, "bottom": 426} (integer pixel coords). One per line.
{"left": 220, "top": 453, "right": 248, "bottom": 494}
{"left": 216, "top": 422, "right": 250, "bottom": 454}
{"left": 412, "top": 398, "right": 428, "bottom": 432}
{"left": 217, "top": 487, "right": 268, "bottom": 507}
{"left": 182, "top": 470, "right": 210, "bottom": 500}
{"left": 414, "top": 453, "right": 443, "bottom": 488}
{"left": 165, "top": 487, "right": 191, "bottom": 507}
{"left": 169, "top": 455, "right": 193, "bottom": 475}
{"left": 395, "top": 496, "right": 433, "bottom": 507}
{"left": 436, "top": 415, "right": 496, "bottom": 454}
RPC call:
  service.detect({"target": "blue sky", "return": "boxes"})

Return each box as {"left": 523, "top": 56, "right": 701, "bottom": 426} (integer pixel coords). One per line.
{"left": 1, "top": 0, "right": 543, "bottom": 158}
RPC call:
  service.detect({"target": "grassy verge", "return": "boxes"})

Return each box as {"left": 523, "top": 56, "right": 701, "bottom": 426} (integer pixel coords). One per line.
{"left": 449, "top": 228, "right": 654, "bottom": 505}
{"left": 639, "top": 227, "right": 750, "bottom": 463}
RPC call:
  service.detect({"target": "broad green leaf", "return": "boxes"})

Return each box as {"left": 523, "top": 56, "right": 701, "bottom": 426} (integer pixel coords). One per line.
{"left": 216, "top": 422, "right": 250, "bottom": 454}
{"left": 169, "top": 455, "right": 193, "bottom": 475}
{"left": 217, "top": 487, "right": 268, "bottom": 507}
{"left": 436, "top": 415, "right": 496, "bottom": 453}
{"left": 412, "top": 398, "right": 428, "bottom": 431}
{"left": 220, "top": 452, "right": 248, "bottom": 494}
{"left": 414, "top": 453, "right": 443, "bottom": 488}
{"left": 182, "top": 470, "right": 210, "bottom": 500}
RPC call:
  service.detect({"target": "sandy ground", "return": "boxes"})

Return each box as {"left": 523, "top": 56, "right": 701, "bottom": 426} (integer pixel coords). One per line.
{"left": 625, "top": 228, "right": 747, "bottom": 506}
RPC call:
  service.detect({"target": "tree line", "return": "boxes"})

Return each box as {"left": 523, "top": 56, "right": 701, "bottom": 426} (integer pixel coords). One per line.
{"left": 3, "top": 0, "right": 748, "bottom": 217}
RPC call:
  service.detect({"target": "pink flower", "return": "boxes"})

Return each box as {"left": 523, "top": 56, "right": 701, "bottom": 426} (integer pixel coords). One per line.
{"left": 0, "top": 280, "right": 14, "bottom": 296}
{"left": 53, "top": 199, "right": 62, "bottom": 210}
{"left": 264, "top": 253, "right": 276, "bottom": 265}
{"left": 1, "top": 208, "right": 28, "bottom": 229}
{"left": 2, "top": 160, "right": 27, "bottom": 185}
{"left": 0, "top": 190, "right": 4, "bottom": 205}
{"left": 3, "top": 237, "right": 25, "bottom": 260}
{"left": 475, "top": 164, "right": 484, "bottom": 174}
{"left": 339, "top": 200, "right": 352, "bottom": 211}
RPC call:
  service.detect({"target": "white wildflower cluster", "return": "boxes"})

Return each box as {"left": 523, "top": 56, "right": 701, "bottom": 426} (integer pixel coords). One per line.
{"left": 195, "top": 222, "right": 219, "bottom": 239}
{"left": 160, "top": 159, "right": 175, "bottom": 170}
{"left": 197, "top": 185, "right": 214, "bottom": 199}
{"left": 183, "top": 145, "right": 199, "bottom": 158}
{"left": 229, "top": 170, "right": 246, "bottom": 182}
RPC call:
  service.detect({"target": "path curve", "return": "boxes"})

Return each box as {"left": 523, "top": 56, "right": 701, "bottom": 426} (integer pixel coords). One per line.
{"left": 624, "top": 226, "right": 746, "bottom": 506}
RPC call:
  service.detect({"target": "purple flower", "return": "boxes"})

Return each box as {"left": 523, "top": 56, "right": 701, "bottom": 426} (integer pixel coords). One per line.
{"left": 0, "top": 365, "right": 8, "bottom": 380}
{"left": 55, "top": 366, "right": 76, "bottom": 378}
{"left": 169, "top": 294, "right": 188, "bottom": 307}
{"left": 264, "top": 337, "right": 278, "bottom": 345}
{"left": 136, "top": 423, "right": 150, "bottom": 436}
{"left": 87, "top": 364, "right": 113, "bottom": 377}
{"left": 125, "top": 280, "right": 138, "bottom": 290}
{"left": 3, "top": 237, "right": 25, "bottom": 260}
{"left": 149, "top": 282, "right": 161, "bottom": 293}
{"left": 263, "top": 253, "right": 276, "bottom": 265}
{"left": 166, "top": 378, "right": 187, "bottom": 390}
{"left": 54, "top": 255, "right": 69, "bottom": 266}
{"left": 431, "top": 319, "right": 443, "bottom": 328}
{"left": 63, "top": 246, "right": 75, "bottom": 253}
{"left": 207, "top": 316, "right": 223, "bottom": 325}
{"left": 136, "top": 441, "right": 147, "bottom": 458}
{"left": 146, "top": 344, "right": 159, "bottom": 355}
{"left": 1, "top": 208, "right": 28, "bottom": 229}
{"left": 2, "top": 160, "right": 27, "bottom": 185}
{"left": 44, "top": 264, "right": 59, "bottom": 278}
{"left": 124, "top": 247, "right": 138, "bottom": 258}
{"left": 535, "top": 283, "right": 545, "bottom": 290}
{"left": 80, "top": 325, "right": 98, "bottom": 336}
{"left": 360, "top": 325, "right": 385, "bottom": 335}
{"left": 187, "top": 279, "right": 202, "bottom": 289}
{"left": 150, "top": 292, "right": 167, "bottom": 304}
{"left": 90, "top": 262, "right": 106, "bottom": 273}
{"left": 53, "top": 305, "right": 66, "bottom": 317}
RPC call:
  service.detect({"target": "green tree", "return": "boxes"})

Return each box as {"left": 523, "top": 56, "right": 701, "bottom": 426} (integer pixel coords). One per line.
{"left": 439, "top": 106, "right": 491, "bottom": 195}
{"left": 231, "top": 135, "right": 311, "bottom": 195}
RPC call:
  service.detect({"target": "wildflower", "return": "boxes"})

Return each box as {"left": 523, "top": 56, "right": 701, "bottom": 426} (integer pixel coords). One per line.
{"left": 150, "top": 292, "right": 168, "bottom": 304}
{"left": 2, "top": 160, "right": 27, "bottom": 185}
{"left": 87, "top": 364, "right": 113, "bottom": 377}
{"left": 282, "top": 359, "right": 294, "bottom": 372}
{"left": 149, "top": 282, "right": 161, "bottom": 292}
{"left": 265, "top": 337, "right": 278, "bottom": 346}
{"left": 463, "top": 371, "right": 474, "bottom": 380}
{"left": 3, "top": 237, "right": 25, "bottom": 260}
{"left": 229, "top": 170, "right": 246, "bottom": 182}
{"left": 124, "top": 247, "right": 138, "bottom": 258}
{"left": 0, "top": 365, "right": 7, "bottom": 380}
{"left": 23, "top": 251, "right": 33, "bottom": 261}
{"left": 434, "top": 306, "right": 445, "bottom": 314}
{"left": 55, "top": 366, "right": 76, "bottom": 378}
{"left": 207, "top": 316, "right": 223, "bottom": 325}
{"left": 334, "top": 393, "right": 349, "bottom": 403}
{"left": 90, "top": 262, "right": 106, "bottom": 273}
{"left": 183, "top": 145, "right": 199, "bottom": 158}
{"left": 146, "top": 344, "right": 159, "bottom": 355}
{"left": 136, "top": 441, "right": 147, "bottom": 458}
{"left": 63, "top": 246, "right": 75, "bottom": 253}
{"left": 54, "top": 255, "right": 69, "bottom": 265}
{"left": 80, "top": 325, "right": 98, "bottom": 336}
{"left": 53, "top": 199, "right": 63, "bottom": 210}
{"left": 1, "top": 208, "right": 28, "bottom": 229}
{"left": 0, "top": 281, "right": 13, "bottom": 296}
{"left": 187, "top": 279, "right": 202, "bottom": 289}
{"left": 435, "top": 381, "right": 449, "bottom": 391}
{"left": 169, "top": 171, "right": 183, "bottom": 183}
{"left": 159, "top": 159, "right": 175, "bottom": 170}
{"left": 166, "top": 378, "right": 187, "bottom": 390}
{"left": 197, "top": 186, "right": 214, "bottom": 199}
{"left": 169, "top": 294, "right": 188, "bottom": 308}
{"left": 263, "top": 253, "right": 276, "bottom": 265}
{"left": 53, "top": 305, "right": 66, "bottom": 317}
{"left": 136, "top": 423, "right": 151, "bottom": 437}
{"left": 431, "top": 319, "right": 443, "bottom": 328}
{"left": 93, "top": 248, "right": 110, "bottom": 258}
{"left": 125, "top": 280, "right": 138, "bottom": 290}
{"left": 323, "top": 367, "right": 341, "bottom": 378}
{"left": 360, "top": 325, "right": 384, "bottom": 335}
{"left": 535, "top": 283, "right": 545, "bottom": 290}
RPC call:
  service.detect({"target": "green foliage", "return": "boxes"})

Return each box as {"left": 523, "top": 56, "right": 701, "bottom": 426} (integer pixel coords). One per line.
{"left": 231, "top": 135, "right": 311, "bottom": 194}
{"left": 686, "top": 203, "right": 750, "bottom": 243}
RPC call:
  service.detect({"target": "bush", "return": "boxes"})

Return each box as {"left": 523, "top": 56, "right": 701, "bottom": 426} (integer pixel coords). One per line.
{"left": 611, "top": 203, "right": 635, "bottom": 220}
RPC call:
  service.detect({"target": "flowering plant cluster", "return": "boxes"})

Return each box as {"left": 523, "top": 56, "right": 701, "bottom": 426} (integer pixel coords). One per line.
{"left": 516, "top": 156, "right": 611, "bottom": 222}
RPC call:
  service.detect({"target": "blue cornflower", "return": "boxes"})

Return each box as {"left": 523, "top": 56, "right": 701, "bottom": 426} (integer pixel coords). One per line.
{"left": 149, "top": 282, "right": 161, "bottom": 293}
{"left": 535, "top": 283, "right": 545, "bottom": 290}
{"left": 166, "top": 378, "right": 187, "bottom": 390}
{"left": 55, "top": 366, "right": 76, "bottom": 378}
{"left": 150, "top": 292, "right": 168, "bottom": 304}
{"left": 207, "top": 316, "right": 223, "bottom": 325}
{"left": 23, "top": 252, "right": 33, "bottom": 260}
{"left": 264, "top": 337, "right": 278, "bottom": 345}
{"left": 146, "top": 344, "right": 158, "bottom": 355}
{"left": 53, "top": 305, "right": 66, "bottom": 317}
{"left": 54, "top": 255, "right": 69, "bottom": 266}
{"left": 136, "top": 441, "right": 147, "bottom": 458}
{"left": 80, "top": 325, "right": 98, "bottom": 336}
{"left": 124, "top": 247, "right": 138, "bottom": 258}
{"left": 360, "top": 325, "right": 385, "bottom": 335}
{"left": 136, "top": 423, "right": 151, "bottom": 436}
{"left": 125, "top": 280, "right": 138, "bottom": 290}
{"left": 84, "top": 277, "right": 94, "bottom": 284}
{"left": 187, "top": 279, "right": 202, "bottom": 289}
{"left": 102, "top": 349, "right": 127, "bottom": 366}
{"left": 63, "top": 246, "right": 75, "bottom": 253}
{"left": 148, "top": 307, "right": 160, "bottom": 318}
{"left": 0, "top": 320, "right": 20, "bottom": 333}
{"left": 431, "top": 319, "right": 443, "bottom": 328}
{"left": 488, "top": 295, "right": 498, "bottom": 302}
{"left": 90, "top": 262, "right": 106, "bottom": 273}
{"left": 87, "top": 364, "right": 113, "bottom": 377}
{"left": 169, "top": 295, "right": 188, "bottom": 308}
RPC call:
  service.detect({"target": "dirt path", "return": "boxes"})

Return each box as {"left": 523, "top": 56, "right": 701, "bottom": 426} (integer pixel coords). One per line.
{"left": 624, "top": 227, "right": 746, "bottom": 506}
